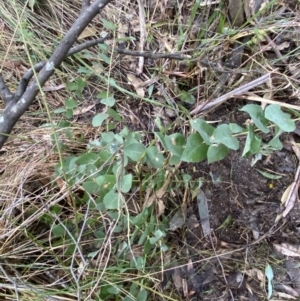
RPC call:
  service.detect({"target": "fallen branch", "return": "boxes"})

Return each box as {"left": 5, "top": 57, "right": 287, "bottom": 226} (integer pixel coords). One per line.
{"left": 190, "top": 73, "right": 271, "bottom": 115}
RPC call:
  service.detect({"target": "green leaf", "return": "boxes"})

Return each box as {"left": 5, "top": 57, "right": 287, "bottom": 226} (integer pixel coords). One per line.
{"left": 132, "top": 208, "right": 149, "bottom": 226}
{"left": 97, "top": 91, "right": 110, "bottom": 99}
{"left": 136, "top": 290, "right": 148, "bottom": 301}
{"left": 229, "top": 123, "right": 244, "bottom": 133}
{"left": 99, "top": 53, "right": 111, "bottom": 64}
{"left": 181, "top": 133, "right": 208, "bottom": 162}
{"left": 265, "top": 264, "right": 274, "bottom": 299}
{"left": 76, "top": 153, "right": 98, "bottom": 165}
{"left": 124, "top": 143, "right": 146, "bottom": 161}
{"left": 207, "top": 144, "right": 230, "bottom": 163}
{"left": 169, "top": 155, "right": 181, "bottom": 165}
{"left": 268, "top": 126, "right": 283, "bottom": 150}
{"left": 52, "top": 224, "right": 65, "bottom": 238}
{"left": 178, "top": 90, "right": 195, "bottom": 104}
{"left": 77, "top": 66, "right": 90, "bottom": 74}
{"left": 67, "top": 78, "right": 86, "bottom": 98}
{"left": 28, "top": 0, "right": 37, "bottom": 9}
{"left": 98, "top": 43, "right": 109, "bottom": 52}
{"left": 265, "top": 104, "right": 295, "bottom": 132}
{"left": 82, "top": 181, "right": 100, "bottom": 194}
{"left": 190, "top": 119, "right": 215, "bottom": 144}
{"left": 101, "top": 97, "right": 115, "bottom": 107}
{"left": 108, "top": 78, "right": 117, "bottom": 87}
{"left": 101, "top": 132, "right": 115, "bottom": 144}
{"left": 256, "top": 169, "right": 282, "bottom": 179}
{"left": 130, "top": 256, "right": 145, "bottom": 270}
{"left": 240, "top": 104, "right": 269, "bottom": 133}
{"left": 210, "top": 124, "right": 239, "bottom": 150}
{"left": 164, "top": 133, "right": 186, "bottom": 157}
{"left": 154, "top": 132, "right": 168, "bottom": 150}
{"left": 121, "top": 174, "right": 132, "bottom": 193}
{"left": 96, "top": 174, "right": 116, "bottom": 190}
{"left": 107, "top": 108, "right": 122, "bottom": 121}
{"left": 53, "top": 107, "right": 66, "bottom": 114}
{"left": 92, "top": 113, "right": 109, "bottom": 127}
{"left": 103, "top": 190, "right": 124, "bottom": 209}
{"left": 65, "top": 108, "right": 73, "bottom": 119}
{"left": 65, "top": 98, "right": 77, "bottom": 109}
{"left": 149, "top": 229, "right": 165, "bottom": 244}
{"left": 242, "top": 125, "right": 262, "bottom": 157}
{"left": 107, "top": 285, "right": 122, "bottom": 295}
{"left": 182, "top": 174, "right": 192, "bottom": 187}
{"left": 101, "top": 18, "right": 117, "bottom": 30}
{"left": 146, "top": 146, "right": 164, "bottom": 168}
{"left": 129, "top": 283, "right": 138, "bottom": 298}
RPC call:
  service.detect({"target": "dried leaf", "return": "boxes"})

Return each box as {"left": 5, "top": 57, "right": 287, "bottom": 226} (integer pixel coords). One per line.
{"left": 172, "top": 268, "right": 183, "bottom": 290}
{"left": 156, "top": 200, "right": 165, "bottom": 218}
{"left": 78, "top": 27, "right": 97, "bottom": 40}
{"left": 43, "top": 83, "right": 65, "bottom": 92}
{"left": 1, "top": 60, "right": 22, "bottom": 68}
{"left": 281, "top": 184, "right": 293, "bottom": 205}
{"left": 274, "top": 243, "right": 300, "bottom": 257}
{"left": 264, "top": 41, "right": 290, "bottom": 51}
{"left": 246, "top": 268, "right": 265, "bottom": 286}
{"left": 73, "top": 104, "right": 95, "bottom": 115}
{"left": 169, "top": 207, "right": 186, "bottom": 230}
{"left": 182, "top": 278, "right": 188, "bottom": 297}
{"left": 127, "top": 74, "right": 145, "bottom": 98}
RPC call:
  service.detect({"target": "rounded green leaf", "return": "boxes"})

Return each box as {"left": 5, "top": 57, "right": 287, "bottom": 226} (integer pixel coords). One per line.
{"left": 265, "top": 104, "right": 295, "bottom": 132}
{"left": 181, "top": 133, "right": 208, "bottom": 162}
{"left": 65, "top": 98, "right": 77, "bottom": 109}
{"left": 164, "top": 133, "right": 186, "bottom": 157}
{"left": 211, "top": 124, "right": 239, "bottom": 150}
{"left": 240, "top": 104, "right": 269, "bottom": 133}
{"left": 52, "top": 224, "right": 65, "bottom": 238}
{"left": 100, "top": 18, "right": 117, "bottom": 30}
{"left": 101, "top": 97, "right": 115, "bottom": 107}
{"left": 207, "top": 144, "right": 229, "bottom": 163}
{"left": 107, "top": 108, "right": 122, "bottom": 121}
{"left": 92, "top": 113, "right": 109, "bottom": 127}
{"left": 169, "top": 155, "right": 181, "bottom": 165}
{"left": 103, "top": 190, "right": 124, "bottom": 209}
{"left": 77, "top": 153, "right": 98, "bottom": 165}
{"left": 146, "top": 146, "right": 164, "bottom": 168}
{"left": 136, "top": 290, "right": 148, "bottom": 301}
{"left": 190, "top": 119, "right": 215, "bottom": 144}
{"left": 96, "top": 174, "right": 116, "bottom": 190}
{"left": 242, "top": 125, "right": 262, "bottom": 157}
{"left": 229, "top": 123, "right": 244, "bottom": 133}
{"left": 82, "top": 181, "right": 100, "bottom": 194}
{"left": 121, "top": 174, "right": 132, "bottom": 193}
{"left": 124, "top": 143, "right": 146, "bottom": 161}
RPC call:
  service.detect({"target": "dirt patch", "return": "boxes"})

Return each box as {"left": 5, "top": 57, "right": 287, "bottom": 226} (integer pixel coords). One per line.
{"left": 163, "top": 104, "right": 299, "bottom": 299}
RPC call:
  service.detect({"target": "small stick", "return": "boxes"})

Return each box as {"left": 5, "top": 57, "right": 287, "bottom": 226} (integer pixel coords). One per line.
{"left": 190, "top": 73, "right": 271, "bottom": 115}
{"left": 137, "top": 0, "right": 146, "bottom": 74}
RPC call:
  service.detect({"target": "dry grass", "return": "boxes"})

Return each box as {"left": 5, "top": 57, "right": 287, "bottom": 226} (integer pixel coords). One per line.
{"left": 0, "top": 0, "right": 300, "bottom": 300}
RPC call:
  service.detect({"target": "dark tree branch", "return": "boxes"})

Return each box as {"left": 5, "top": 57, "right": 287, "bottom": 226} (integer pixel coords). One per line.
{"left": 0, "top": 0, "right": 112, "bottom": 149}
{"left": 0, "top": 75, "right": 13, "bottom": 104}
{"left": 67, "top": 36, "right": 110, "bottom": 56}
{"left": 115, "top": 48, "right": 239, "bottom": 74}
{"left": 14, "top": 36, "right": 110, "bottom": 101}
{"left": 81, "top": 0, "right": 91, "bottom": 13}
